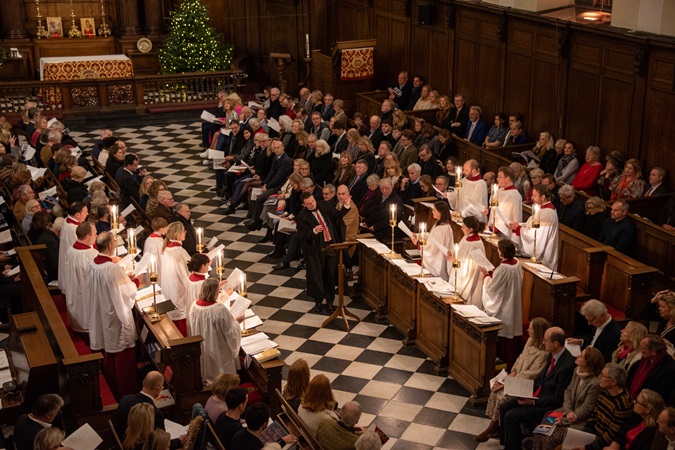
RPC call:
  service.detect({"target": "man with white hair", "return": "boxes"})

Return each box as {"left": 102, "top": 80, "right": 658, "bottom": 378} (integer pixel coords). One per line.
{"left": 556, "top": 184, "right": 585, "bottom": 231}
{"left": 265, "top": 87, "right": 284, "bottom": 120}
{"left": 317, "top": 401, "right": 363, "bottom": 449}
{"left": 465, "top": 106, "right": 487, "bottom": 145}
{"left": 566, "top": 299, "right": 621, "bottom": 363}
{"left": 400, "top": 163, "right": 422, "bottom": 205}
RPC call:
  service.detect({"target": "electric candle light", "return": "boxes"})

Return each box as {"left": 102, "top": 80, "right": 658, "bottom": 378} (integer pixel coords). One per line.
{"left": 196, "top": 227, "right": 203, "bottom": 252}
{"left": 456, "top": 167, "right": 461, "bottom": 181}
{"left": 128, "top": 229, "right": 135, "bottom": 249}
{"left": 454, "top": 243, "right": 459, "bottom": 257}
{"left": 111, "top": 205, "right": 118, "bottom": 228}
{"left": 533, "top": 204, "right": 540, "bottom": 225}
{"left": 305, "top": 34, "right": 310, "bottom": 58}
{"left": 390, "top": 204, "right": 396, "bottom": 221}
{"left": 419, "top": 222, "right": 426, "bottom": 241}
{"left": 150, "top": 255, "right": 156, "bottom": 275}
{"left": 240, "top": 274, "right": 246, "bottom": 293}
{"left": 217, "top": 250, "right": 223, "bottom": 269}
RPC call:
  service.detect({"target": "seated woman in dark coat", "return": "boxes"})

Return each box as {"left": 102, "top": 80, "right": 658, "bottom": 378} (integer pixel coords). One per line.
{"left": 581, "top": 196, "right": 607, "bottom": 241}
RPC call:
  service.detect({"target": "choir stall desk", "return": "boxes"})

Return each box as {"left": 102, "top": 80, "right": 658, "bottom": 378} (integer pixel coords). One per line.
{"left": 356, "top": 241, "right": 389, "bottom": 321}
{"left": 416, "top": 284, "right": 454, "bottom": 375}
{"left": 449, "top": 309, "right": 501, "bottom": 405}
{"left": 387, "top": 263, "right": 418, "bottom": 346}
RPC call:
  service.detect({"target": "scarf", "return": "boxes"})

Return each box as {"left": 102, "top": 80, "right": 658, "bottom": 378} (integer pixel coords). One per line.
{"left": 555, "top": 153, "right": 576, "bottom": 178}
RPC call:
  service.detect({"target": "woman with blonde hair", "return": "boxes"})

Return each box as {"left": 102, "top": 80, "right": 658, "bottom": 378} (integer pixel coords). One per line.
{"left": 142, "top": 429, "right": 171, "bottom": 450}
{"left": 298, "top": 374, "right": 338, "bottom": 435}
{"left": 383, "top": 159, "right": 402, "bottom": 191}
{"left": 160, "top": 221, "right": 190, "bottom": 336}
{"left": 354, "top": 136, "right": 376, "bottom": 173}
{"left": 345, "top": 128, "right": 361, "bottom": 160}
{"left": 413, "top": 85, "right": 433, "bottom": 110}
{"left": 31, "top": 114, "right": 48, "bottom": 146}
{"left": 311, "top": 90, "right": 324, "bottom": 114}
{"left": 333, "top": 151, "right": 355, "bottom": 186}
{"left": 435, "top": 95, "right": 452, "bottom": 128}
{"left": 283, "top": 359, "right": 311, "bottom": 412}
{"left": 308, "top": 139, "right": 333, "bottom": 187}
{"left": 58, "top": 155, "right": 78, "bottom": 182}
{"left": 123, "top": 403, "right": 155, "bottom": 450}
{"left": 392, "top": 110, "right": 409, "bottom": 130}
{"left": 476, "top": 317, "right": 550, "bottom": 442}
{"left": 139, "top": 175, "right": 155, "bottom": 210}
{"left": 654, "top": 290, "right": 675, "bottom": 344}
{"left": 611, "top": 158, "right": 645, "bottom": 201}
{"left": 33, "top": 428, "right": 73, "bottom": 450}
{"left": 532, "top": 131, "right": 555, "bottom": 160}
{"left": 205, "top": 373, "right": 241, "bottom": 422}
{"left": 581, "top": 196, "right": 607, "bottom": 240}
{"left": 611, "top": 321, "right": 648, "bottom": 371}
{"left": 603, "top": 389, "right": 664, "bottom": 450}
{"left": 294, "top": 130, "right": 309, "bottom": 160}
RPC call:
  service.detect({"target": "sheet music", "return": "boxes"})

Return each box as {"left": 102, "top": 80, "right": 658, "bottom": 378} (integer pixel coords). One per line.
{"left": 136, "top": 284, "right": 162, "bottom": 300}
{"left": 223, "top": 268, "right": 244, "bottom": 291}
{"left": 451, "top": 304, "right": 486, "bottom": 317}
{"left": 432, "top": 185, "right": 447, "bottom": 198}
{"left": 428, "top": 234, "right": 449, "bottom": 256}
{"left": 356, "top": 239, "right": 391, "bottom": 254}
{"left": 241, "top": 314, "right": 263, "bottom": 330}
{"left": 205, "top": 236, "right": 218, "bottom": 250}
{"left": 470, "top": 249, "right": 495, "bottom": 271}
{"left": 268, "top": 117, "right": 281, "bottom": 132}
{"left": 0, "top": 196, "right": 4, "bottom": 206}
{"left": 47, "top": 117, "right": 58, "bottom": 127}
{"left": 70, "top": 147, "right": 82, "bottom": 157}
{"left": 85, "top": 175, "right": 104, "bottom": 187}
{"left": 504, "top": 377, "right": 536, "bottom": 399}
{"left": 565, "top": 342, "right": 581, "bottom": 357}
{"left": 117, "top": 254, "right": 135, "bottom": 271}
{"left": 23, "top": 145, "right": 36, "bottom": 161}
{"left": 420, "top": 201, "right": 436, "bottom": 209}
{"left": 165, "top": 420, "right": 189, "bottom": 439}
{"left": 38, "top": 186, "right": 57, "bottom": 200}
{"left": 200, "top": 110, "right": 217, "bottom": 123}
{"left": 227, "top": 294, "right": 251, "bottom": 318}
{"left": 6, "top": 266, "right": 19, "bottom": 277}
{"left": 61, "top": 423, "right": 103, "bottom": 450}
{"left": 121, "top": 204, "right": 135, "bottom": 217}
{"left": 562, "top": 428, "right": 597, "bottom": 450}
{"left": 490, "top": 369, "right": 507, "bottom": 389}
{"left": 397, "top": 221, "right": 413, "bottom": 238}
{"left": 133, "top": 252, "right": 154, "bottom": 277}
{"left": 0, "top": 350, "right": 9, "bottom": 369}
{"left": 206, "top": 244, "right": 225, "bottom": 261}
{"left": 208, "top": 149, "right": 225, "bottom": 160}
{"left": 0, "top": 230, "right": 11, "bottom": 244}
{"left": 26, "top": 166, "right": 47, "bottom": 180}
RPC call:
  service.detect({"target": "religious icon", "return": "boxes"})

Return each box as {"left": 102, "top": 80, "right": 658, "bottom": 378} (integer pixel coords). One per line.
{"left": 46, "top": 17, "right": 63, "bottom": 38}
{"left": 80, "top": 18, "right": 95, "bottom": 37}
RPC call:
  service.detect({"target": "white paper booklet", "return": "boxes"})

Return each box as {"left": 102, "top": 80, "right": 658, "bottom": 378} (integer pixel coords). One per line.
{"left": 61, "top": 423, "right": 103, "bottom": 450}
{"left": 503, "top": 376, "right": 536, "bottom": 399}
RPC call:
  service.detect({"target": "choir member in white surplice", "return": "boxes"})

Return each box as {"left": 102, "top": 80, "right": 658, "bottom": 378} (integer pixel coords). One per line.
{"left": 186, "top": 253, "right": 210, "bottom": 326}
{"left": 480, "top": 239, "right": 523, "bottom": 369}
{"left": 492, "top": 166, "right": 522, "bottom": 237}
{"left": 411, "top": 201, "right": 454, "bottom": 279}
{"left": 143, "top": 217, "right": 168, "bottom": 276}
{"left": 188, "top": 279, "right": 243, "bottom": 383}
{"left": 448, "top": 159, "right": 488, "bottom": 221}
{"left": 510, "top": 185, "right": 559, "bottom": 270}
{"left": 88, "top": 231, "right": 139, "bottom": 399}
{"left": 58, "top": 202, "right": 88, "bottom": 289}
{"left": 63, "top": 222, "right": 98, "bottom": 333}
{"left": 447, "top": 216, "right": 487, "bottom": 308}
{"left": 160, "top": 222, "right": 190, "bottom": 337}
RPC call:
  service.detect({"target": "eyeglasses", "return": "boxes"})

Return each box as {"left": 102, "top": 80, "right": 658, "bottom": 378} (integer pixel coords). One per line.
{"left": 599, "top": 373, "right": 613, "bottom": 380}
{"left": 634, "top": 399, "right": 646, "bottom": 406}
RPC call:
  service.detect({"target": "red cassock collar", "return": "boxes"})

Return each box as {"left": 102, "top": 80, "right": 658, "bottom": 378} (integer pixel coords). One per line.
{"left": 541, "top": 202, "right": 555, "bottom": 210}
{"left": 166, "top": 241, "right": 182, "bottom": 248}
{"left": 94, "top": 254, "right": 112, "bottom": 264}
{"left": 501, "top": 258, "right": 518, "bottom": 265}
{"left": 468, "top": 174, "right": 482, "bottom": 181}
{"left": 502, "top": 185, "right": 516, "bottom": 191}
{"left": 467, "top": 234, "right": 481, "bottom": 242}
{"left": 149, "top": 233, "right": 162, "bottom": 238}
{"left": 66, "top": 216, "right": 80, "bottom": 225}
{"left": 189, "top": 273, "right": 207, "bottom": 282}
{"left": 73, "top": 241, "right": 91, "bottom": 250}
{"left": 195, "top": 299, "right": 217, "bottom": 307}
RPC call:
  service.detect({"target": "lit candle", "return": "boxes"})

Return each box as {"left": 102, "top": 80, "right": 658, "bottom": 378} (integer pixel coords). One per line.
{"left": 128, "top": 229, "right": 135, "bottom": 249}
{"left": 150, "top": 255, "right": 156, "bottom": 274}
{"left": 111, "top": 205, "right": 117, "bottom": 226}
{"left": 240, "top": 274, "right": 246, "bottom": 293}
{"left": 454, "top": 243, "right": 459, "bottom": 257}
{"left": 456, "top": 167, "right": 461, "bottom": 181}
{"left": 217, "top": 249, "right": 223, "bottom": 269}
{"left": 196, "top": 227, "right": 202, "bottom": 247}
{"left": 305, "top": 34, "right": 310, "bottom": 57}
{"left": 390, "top": 204, "right": 396, "bottom": 221}
{"left": 419, "top": 222, "right": 426, "bottom": 241}
{"left": 533, "top": 204, "right": 540, "bottom": 224}
{"left": 493, "top": 184, "right": 498, "bottom": 196}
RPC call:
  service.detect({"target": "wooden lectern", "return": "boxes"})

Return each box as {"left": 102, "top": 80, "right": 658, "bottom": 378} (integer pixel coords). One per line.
{"left": 311, "top": 39, "right": 376, "bottom": 115}
{"left": 322, "top": 241, "right": 361, "bottom": 331}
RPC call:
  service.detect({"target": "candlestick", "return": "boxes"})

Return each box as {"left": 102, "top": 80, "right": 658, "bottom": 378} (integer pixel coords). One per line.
{"left": 239, "top": 273, "right": 246, "bottom": 296}
{"left": 98, "top": 0, "right": 111, "bottom": 37}
{"left": 452, "top": 243, "right": 462, "bottom": 302}
{"left": 490, "top": 189, "right": 499, "bottom": 240}
{"left": 68, "top": 0, "right": 82, "bottom": 38}
{"left": 149, "top": 255, "right": 160, "bottom": 322}
{"left": 216, "top": 250, "right": 224, "bottom": 282}
{"left": 128, "top": 229, "right": 137, "bottom": 270}
{"left": 196, "top": 227, "right": 204, "bottom": 253}
{"left": 111, "top": 205, "right": 118, "bottom": 230}
{"left": 533, "top": 204, "right": 541, "bottom": 227}
{"left": 35, "top": 0, "right": 49, "bottom": 39}
{"left": 530, "top": 204, "right": 541, "bottom": 263}
{"left": 390, "top": 204, "right": 396, "bottom": 221}
{"left": 305, "top": 34, "right": 310, "bottom": 58}
{"left": 240, "top": 273, "right": 254, "bottom": 337}
{"left": 418, "top": 222, "right": 427, "bottom": 278}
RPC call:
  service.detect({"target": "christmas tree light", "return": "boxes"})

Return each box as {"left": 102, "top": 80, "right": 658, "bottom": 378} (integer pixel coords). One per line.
{"left": 159, "top": 0, "right": 233, "bottom": 74}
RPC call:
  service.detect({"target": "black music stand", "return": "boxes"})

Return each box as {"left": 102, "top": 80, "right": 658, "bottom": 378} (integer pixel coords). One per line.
{"left": 322, "top": 241, "right": 360, "bottom": 331}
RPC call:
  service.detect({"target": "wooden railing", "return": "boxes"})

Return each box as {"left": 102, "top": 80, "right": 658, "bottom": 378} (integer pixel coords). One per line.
{"left": 0, "top": 70, "right": 247, "bottom": 118}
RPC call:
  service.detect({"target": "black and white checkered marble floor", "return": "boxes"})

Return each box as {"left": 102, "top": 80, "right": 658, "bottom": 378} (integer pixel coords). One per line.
{"left": 70, "top": 120, "right": 501, "bottom": 450}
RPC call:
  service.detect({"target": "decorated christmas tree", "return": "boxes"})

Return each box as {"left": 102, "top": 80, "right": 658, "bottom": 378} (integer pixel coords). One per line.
{"left": 159, "top": 0, "right": 233, "bottom": 74}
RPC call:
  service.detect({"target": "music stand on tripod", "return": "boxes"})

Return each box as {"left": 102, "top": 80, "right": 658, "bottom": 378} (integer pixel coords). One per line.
{"left": 322, "top": 241, "right": 360, "bottom": 331}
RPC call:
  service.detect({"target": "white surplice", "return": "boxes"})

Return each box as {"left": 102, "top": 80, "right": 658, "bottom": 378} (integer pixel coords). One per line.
{"left": 186, "top": 273, "right": 207, "bottom": 331}
{"left": 57, "top": 218, "right": 79, "bottom": 288}
{"left": 448, "top": 177, "right": 489, "bottom": 221}
{"left": 493, "top": 187, "right": 522, "bottom": 236}
{"left": 424, "top": 222, "right": 454, "bottom": 279}
{"left": 143, "top": 234, "right": 164, "bottom": 273}
{"left": 160, "top": 243, "right": 190, "bottom": 321}
{"left": 63, "top": 243, "right": 98, "bottom": 332}
{"left": 518, "top": 203, "right": 559, "bottom": 270}
{"left": 450, "top": 235, "right": 486, "bottom": 308}
{"left": 188, "top": 301, "right": 241, "bottom": 383}
{"left": 87, "top": 255, "right": 137, "bottom": 353}
{"left": 483, "top": 259, "right": 523, "bottom": 339}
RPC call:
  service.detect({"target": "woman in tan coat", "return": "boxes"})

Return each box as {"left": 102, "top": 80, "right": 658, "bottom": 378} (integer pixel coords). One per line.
{"left": 477, "top": 317, "right": 550, "bottom": 442}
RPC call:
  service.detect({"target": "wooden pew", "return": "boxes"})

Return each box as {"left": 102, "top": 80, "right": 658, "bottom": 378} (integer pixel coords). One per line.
{"left": 354, "top": 91, "right": 438, "bottom": 126}
{"left": 355, "top": 242, "right": 388, "bottom": 321}
{"left": 452, "top": 136, "right": 532, "bottom": 174}
{"left": 239, "top": 346, "right": 285, "bottom": 418}
{"left": 275, "top": 389, "right": 324, "bottom": 450}
{"left": 417, "top": 285, "right": 452, "bottom": 375}
{"left": 15, "top": 245, "right": 116, "bottom": 434}
{"left": 387, "top": 263, "right": 417, "bottom": 345}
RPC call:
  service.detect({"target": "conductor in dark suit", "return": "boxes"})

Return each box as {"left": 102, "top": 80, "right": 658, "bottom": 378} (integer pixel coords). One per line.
{"left": 115, "top": 153, "right": 146, "bottom": 209}
{"left": 116, "top": 371, "right": 186, "bottom": 448}
{"left": 566, "top": 299, "right": 621, "bottom": 364}
{"left": 464, "top": 106, "right": 488, "bottom": 145}
{"left": 245, "top": 139, "right": 294, "bottom": 231}
{"left": 365, "top": 178, "right": 404, "bottom": 241}
{"left": 296, "top": 192, "right": 350, "bottom": 314}
{"left": 499, "top": 326, "right": 575, "bottom": 450}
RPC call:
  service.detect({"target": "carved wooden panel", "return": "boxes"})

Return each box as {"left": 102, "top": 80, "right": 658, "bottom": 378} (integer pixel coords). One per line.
{"left": 387, "top": 264, "right": 417, "bottom": 344}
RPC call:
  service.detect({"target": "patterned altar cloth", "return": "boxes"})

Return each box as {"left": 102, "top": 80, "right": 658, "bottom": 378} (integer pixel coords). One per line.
{"left": 340, "top": 47, "right": 374, "bottom": 81}
{"left": 40, "top": 55, "right": 134, "bottom": 81}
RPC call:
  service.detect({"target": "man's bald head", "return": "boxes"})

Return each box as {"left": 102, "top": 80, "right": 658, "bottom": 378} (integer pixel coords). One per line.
{"left": 142, "top": 371, "right": 165, "bottom": 398}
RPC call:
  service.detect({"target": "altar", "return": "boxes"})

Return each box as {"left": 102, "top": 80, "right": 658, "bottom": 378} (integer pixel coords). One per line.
{"left": 40, "top": 54, "right": 134, "bottom": 81}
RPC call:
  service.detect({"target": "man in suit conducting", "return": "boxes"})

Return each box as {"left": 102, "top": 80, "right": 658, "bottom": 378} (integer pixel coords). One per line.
{"left": 498, "top": 326, "right": 576, "bottom": 450}
{"left": 566, "top": 299, "right": 621, "bottom": 363}
{"left": 116, "top": 371, "right": 186, "bottom": 448}
{"left": 296, "top": 191, "right": 351, "bottom": 315}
